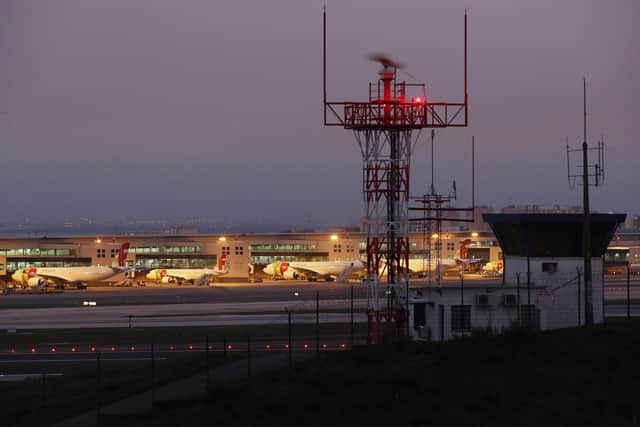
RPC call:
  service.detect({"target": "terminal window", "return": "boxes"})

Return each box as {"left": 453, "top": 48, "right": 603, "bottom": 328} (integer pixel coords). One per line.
{"left": 542, "top": 262, "right": 558, "bottom": 273}
{"left": 96, "top": 248, "right": 106, "bottom": 258}
{"left": 235, "top": 246, "right": 244, "bottom": 256}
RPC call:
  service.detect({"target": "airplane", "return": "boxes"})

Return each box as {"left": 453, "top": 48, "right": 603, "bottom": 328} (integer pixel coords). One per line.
{"left": 481, "top": 260, "right": 504, "bottom": 277}
{"left": 11, "top": 243, "right": 131, "bottom": 290}
{"left": 145, "top": 254, "right": 228, "bottom": 285}
{"left": 263, "top": 260, "right": 365, "bottom": 283}
{"left": 407, "top": 239, "right": 485, "bottom": 274}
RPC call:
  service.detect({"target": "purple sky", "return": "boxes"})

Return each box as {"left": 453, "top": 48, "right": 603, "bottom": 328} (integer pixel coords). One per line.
{"left": 1, "top": 0, "right": 638, "bottom": 227}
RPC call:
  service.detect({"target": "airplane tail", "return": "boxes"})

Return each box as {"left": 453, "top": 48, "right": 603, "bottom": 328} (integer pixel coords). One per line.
{"left": 459, "top": 239, "right": 472, "bottom": 259}
{"left": 217, "top": 254, "right": 228, "bottom": 272}
{"left": 116, "top": 242, "right": 130, "bottom": 267}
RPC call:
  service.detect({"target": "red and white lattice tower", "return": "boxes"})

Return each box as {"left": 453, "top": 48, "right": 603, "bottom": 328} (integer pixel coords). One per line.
{"left": 322, "top": 9, "right": 469, "bottom": 342}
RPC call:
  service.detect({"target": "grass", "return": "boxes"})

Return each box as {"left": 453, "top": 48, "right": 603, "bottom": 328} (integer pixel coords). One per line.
{"left": 128, "top": 319, "right": 640, "bottom": 427}
{"left": 0, "top": 352, "right": 229, "bottom": 427}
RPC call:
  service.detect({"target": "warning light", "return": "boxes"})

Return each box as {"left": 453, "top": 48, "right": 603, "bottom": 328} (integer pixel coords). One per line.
{"left": 31, "top": 347, "right": 37, "bottom": 353}
{"left": 208, "top": 345, "right": 213, "bottom": 350}
{"left": 90, "top": 346, "right": 97, "bottom": 352}
{"left": 71, "top": 347, "right": 77, "bottom": 353}
{"left": 111, "top": 346, "right": 116, "bottom": 352}
{"left": 10, "top": 348, "right": 15, "bottom": 353}
{"left": 284, "top": 344, "right": 289, "bottom": 349}
{"left": 303, "top": 344, "right": 309, "bottom": 349}
{"left": 412, "top": 96, "right": 424, "bottom": 104}
{"left": 50, "top": 347, "right": 57, "bottom": 353}
{"left": 170, "top": 345, "right": 175, "bottom": 350}
{"left": 340, "top": 343, "right": 347, "bottom": 349}
{"left": 265, "top": 344, "right": 271, "bottom": 350}
{"left": 322, "top": 344, "right": 328, "bottom": 349}
{"left": 188, "top": 345, "right": 194, "bottom": 351}
{"left": 129, "top": 346, "right": 136, "bottom": 351}
{"left": 227, "top": 345, "right": 233, "bottom": 351}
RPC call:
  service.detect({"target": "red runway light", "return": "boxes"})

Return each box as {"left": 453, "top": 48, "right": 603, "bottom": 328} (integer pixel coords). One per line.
{"left": 303, "top": 344, "right": 309, "bottom": 349}
{"left": 340, "top": 343, "right": 347, "bottom": 349}
{"left": 111, "top": 346, "right": 116, "bottom": 352}
{"left": 170, "top": 345, "right": 175, "bottom": 350}
{"left": 322, "top": 344, "right": 328, "bottom": 349}
{"left": 31, "top": 347, "right": 37, "bottom": 353}
{"left": 50, "top": 347, "right": 57, "bottom": 353}
{"left": 284, "top": 344, "right": 289, "bottom": 349}
{"left": 227, "top": 345, "right": 232, "bottom": 351}
{"left": 90, "top": 346, "right": 96, "bottom": 352}
{"left": 265, "top": 344, "right": 271, "bottom": 350}
{"left": 129, "top": 346, "right": 136, "bottom": 351}
{"left": 188, "top": 345, "right": 194, "bottom": 351}
{"left": 208, "top": 345, "right": 213, "bottom": 350}
{"left": 10, "top": 348, "right": 15, "bottom": 353}
{"left": 71, "top": 346, "right": 77, "bottom": 352}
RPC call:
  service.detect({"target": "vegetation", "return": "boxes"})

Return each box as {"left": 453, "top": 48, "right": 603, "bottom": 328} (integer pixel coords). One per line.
{"left": 132, "top": 320, "right": 640, "bottom": 427}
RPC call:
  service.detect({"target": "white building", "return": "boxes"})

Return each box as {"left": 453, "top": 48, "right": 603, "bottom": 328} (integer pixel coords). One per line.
{"left": 408, "top": 213, "right": 625, "bottom": 340}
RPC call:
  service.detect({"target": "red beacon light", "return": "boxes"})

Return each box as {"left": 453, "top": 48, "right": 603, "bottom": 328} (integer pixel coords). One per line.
{"left": 90, "top": 346, "right": 97, "bottom": 352}
{"left": 31, "top": 347, "right": 37, "bottom": 353}
{"left": 129, "top": 345, "right": 136, "bottom": 351}
{"left": 265, "top": 344, "right": 271, "bottom": 350}
{"left": 411, "top": 96, "right": 426, "bottom": 104}
{"left": 303, "top": 343, "right": 309, "bottom": 350}
{"left": 50, "top": 347, "right": 57, "bottom": 353}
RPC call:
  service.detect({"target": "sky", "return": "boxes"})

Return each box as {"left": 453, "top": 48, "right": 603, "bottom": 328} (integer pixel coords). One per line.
{"left": 1, "top": 0, "right": 638, "bottom": 228}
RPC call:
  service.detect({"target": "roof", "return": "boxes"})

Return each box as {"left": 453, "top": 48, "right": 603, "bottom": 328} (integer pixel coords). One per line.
{"left": 482, "top": 213, "right": 626, "bottom": 257}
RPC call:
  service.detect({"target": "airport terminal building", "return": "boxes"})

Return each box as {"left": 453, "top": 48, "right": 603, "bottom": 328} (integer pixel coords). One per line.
{"left": 0, "top": 230, "right": 503, "bottom": 283}
{"left": 0, "top": 220, "right": 636, "bottom": 284}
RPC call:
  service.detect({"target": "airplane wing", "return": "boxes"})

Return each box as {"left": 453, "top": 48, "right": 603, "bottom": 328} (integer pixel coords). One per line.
{"left": 33, "top": 272, "right": 75, "bottom": 284}
{"left": 287, "top": 264, "right": 326, "bottom": 277}
{"left": 455, "top": 258, "right": 485, "bottom": 265}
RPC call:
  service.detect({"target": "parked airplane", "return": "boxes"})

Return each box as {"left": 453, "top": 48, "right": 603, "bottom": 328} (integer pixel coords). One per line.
{"left": 263, "top": 260, "right": 365, "bottom": 282}
{"left": 146, "top": 255, "right": 228, "bottom": 285}
{"left": 11, "top": 243, "right": 131, "bottom": 289}
{"left": 481, "top": 260, "right": 504, "bottom": 277}
{"left": 407, "top": 239, "right": 484, "bottom": 274}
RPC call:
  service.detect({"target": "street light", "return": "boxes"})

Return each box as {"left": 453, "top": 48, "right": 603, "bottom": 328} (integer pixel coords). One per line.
{"left": 330, "top": 234, "right": 339, "bottom": 241}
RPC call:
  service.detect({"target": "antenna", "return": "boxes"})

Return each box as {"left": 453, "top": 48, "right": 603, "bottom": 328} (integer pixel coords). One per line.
{"left": 565, "top": 78, "right": 606, "bottom": 326}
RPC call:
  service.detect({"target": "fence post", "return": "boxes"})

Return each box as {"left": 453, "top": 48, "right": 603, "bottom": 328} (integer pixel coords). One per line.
{"left": 577, "top": 268, "right": 581, "bottom": 326}
{"left": 151, "top": 338, "right": 156, "bottom": 409}
{"left": 350, "top": 285, "right": 354, "bottom": 347}
{"left": 205, "top": 335, "right": 210, "bottom": 392}
{"left": 288, "top": 310, "right": 292, "bottom": 368}
{"left": 516, "top": 272, "right": 521, "bottom": 324}
{"left": 96, "top": 351, "right": 102, "bottom": 426}
{"left": 315, "top": 292, "right": 320, "bottom": 353}
{"left": 247, "top": 335, "right": 251, "bottom": 384}
{"left": 628, "top": 264, "right": 631, "bottom": 319}
{"left": 41, "top": 372, "right": 46, "bottom": 412}
{"left": 223, "top": 336, "right": 227, "bottom": 359}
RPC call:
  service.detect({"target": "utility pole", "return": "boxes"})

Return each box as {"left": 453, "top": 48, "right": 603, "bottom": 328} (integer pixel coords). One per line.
{"left": 582, "top": 77, "right": 593, "bottom": 325}
{"left": 566, "top": 78, "right": 605, "bottom": 326}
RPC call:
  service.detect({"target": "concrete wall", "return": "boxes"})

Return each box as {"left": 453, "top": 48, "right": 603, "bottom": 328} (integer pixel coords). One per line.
{"left": 409, "top": 258, "right": 604, "bottom": 340}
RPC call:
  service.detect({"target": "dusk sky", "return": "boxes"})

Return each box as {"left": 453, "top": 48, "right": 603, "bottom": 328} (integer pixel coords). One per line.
{"left": 1, "top": 0, "right": 638, "bottom": 227}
